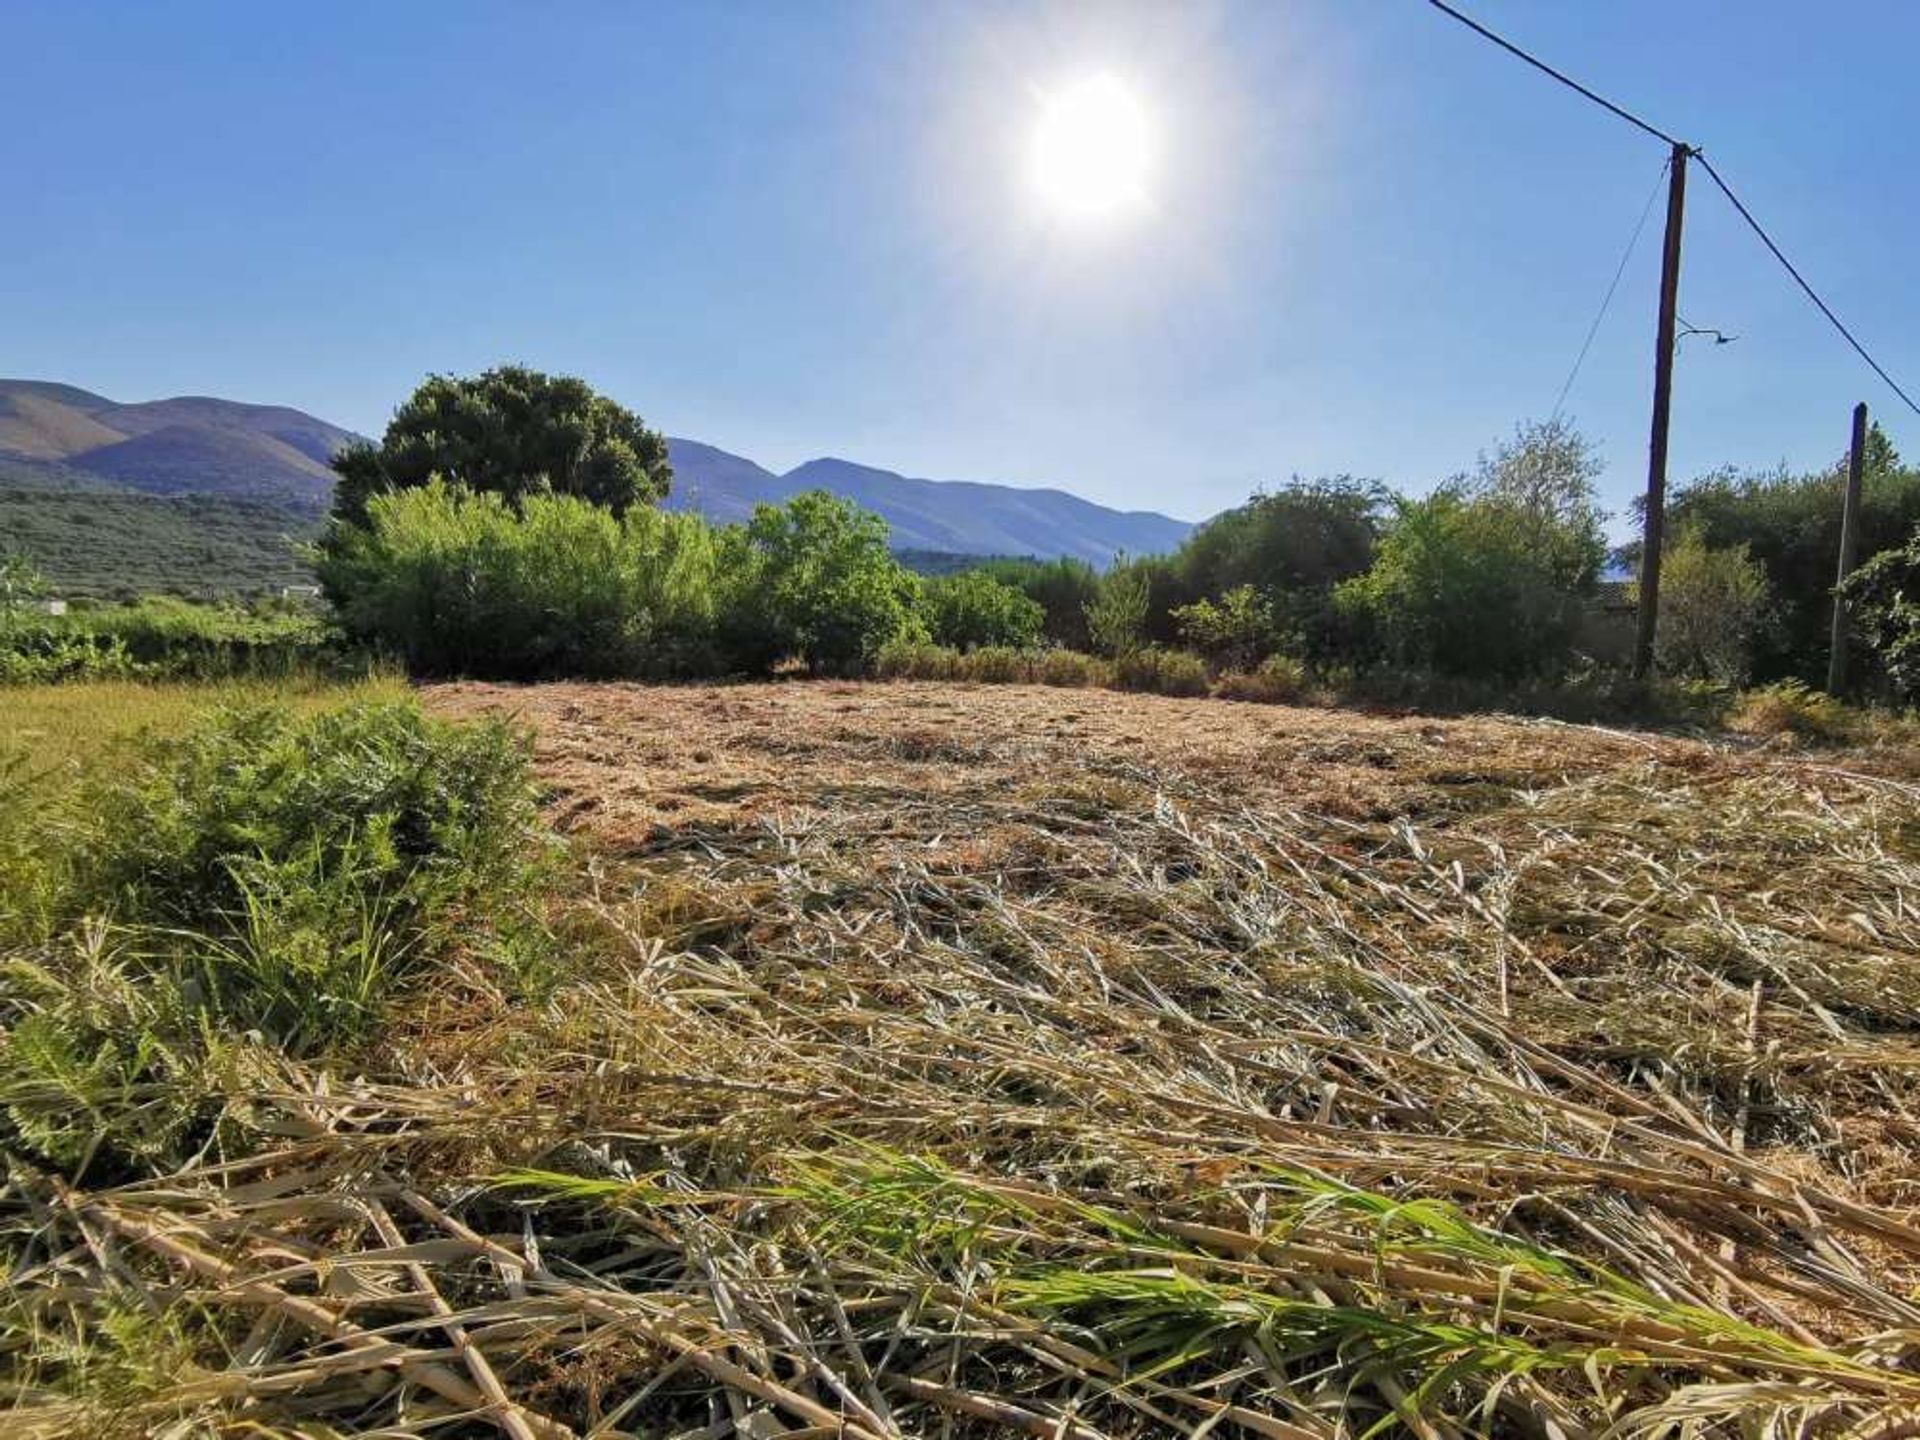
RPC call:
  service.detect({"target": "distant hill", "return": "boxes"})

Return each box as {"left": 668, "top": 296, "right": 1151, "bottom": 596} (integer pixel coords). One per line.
{"left": 0, "top": 380, "right": 361, "bottom": 514}
{"left": 1, "top": 380, "right": 1193, "bottom": 591}
{"left": 0, "top": 379, "right": 354, "bottom": 595}
{"left": 0, "top": 485, "right": 319, "bottom": 599}
{"left": 667, "top": 440, "right": 1190, "bottom": 565}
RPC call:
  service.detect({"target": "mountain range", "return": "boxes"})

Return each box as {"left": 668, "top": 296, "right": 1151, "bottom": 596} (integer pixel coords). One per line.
{"left": 0, "top": 379, "right": 1194, "bottom": 591}
{"left": 664, "top": 439, "right": 1190, "bottom": 564}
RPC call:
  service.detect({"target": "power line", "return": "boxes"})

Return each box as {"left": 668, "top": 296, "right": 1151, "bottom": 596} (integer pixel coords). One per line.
{"left": 1425, "top": 0, "right": 1920, "bottom": 423}
{"left": 1549, "top": 156, "right": 1669, "bottom": 423}
{"left": 1423, "top": 0, "right": 1681, "bottom": 148}
{"left": 1694, "top": 154, "right": 1920, "bottom": 420}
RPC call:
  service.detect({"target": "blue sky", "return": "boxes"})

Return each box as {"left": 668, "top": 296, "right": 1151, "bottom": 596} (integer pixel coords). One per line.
{"left": 5, "top": 1, "right": 1916, "bottom": 527}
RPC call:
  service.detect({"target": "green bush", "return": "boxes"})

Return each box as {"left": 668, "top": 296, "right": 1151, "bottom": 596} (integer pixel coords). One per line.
{"left": 1839, "top": 523, "right": 1920, "bottom": 698}
{"left": 319, "top": 481, "right": 721, "bottom": 678}
{"left": 733, "top": 491, "right": 924, "bottom": 676}
{"left": 1335, "top": 489, "right": 1598, "bottom": 680}
{"left": 920, "top": 571, "right": 1045, "bottom": 651}
{"left": 318, "top": 481, "right": 972, "bottom": 682}
{"left": 1314, "top": 664, "right": 1744, "bottom": 728}
{"left": 1648, "top": 526, "right": 1772, "bottom": 685}
{"left": 974, "top": 557, "right": 1101, "bottom": 649}
{"left": 958, "top": 646, "right": 1031, "bottom": 684}
{"left": 1172, "top": 479, "right": 1383, "bottom": 598}
{"left": 0, "top": 629, "right": 142, "bottom": 684}
{"left": 0, "top": 700, "right": 544, "bottom": 1174}
{"left": 1667, "top": 430, "right": 1920, "bottom": 683}
{"left": 1172, "top": 584, "right": 1277, "bottom": 671}
{"left": 875, "top": 641, "right": 1118, "bottom": 690}
{"left": 1, "top": 597, "right": 339, "bottom": 685}
{"left": 1037, "top": 648, "right": 1109, "bottom": 687}
{"left": 875, "top": 638, "right": 964, "bottom": 680}
{"left": 1668, "top": 678, "right": 1738, "bottom": 727}
{"left": 77, "top": 702, "right": 537, "bottom": 935}
{"left": 1169, "top": 479, "right": 1384, "bottom": 658}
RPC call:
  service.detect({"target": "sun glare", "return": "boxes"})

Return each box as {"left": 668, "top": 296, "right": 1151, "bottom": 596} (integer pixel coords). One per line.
{"left": 1031, "top": 75, "right": 1151, "bottom": 221}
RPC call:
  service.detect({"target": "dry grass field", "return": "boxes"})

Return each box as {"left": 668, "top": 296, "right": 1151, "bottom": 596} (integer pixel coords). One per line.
{"left": 9, "top": 678, "right": 1918, "bottom": 1438}
{"left": 400, "top": 678, "right": 1918, "bottom": 1437}
{"left": 430, "top": 677, "right": 1720, "bottom": 833}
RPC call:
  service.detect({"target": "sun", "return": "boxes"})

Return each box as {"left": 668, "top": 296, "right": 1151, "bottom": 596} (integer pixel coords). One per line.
{"left": 1030, "top": 75, "right": 1152, "bottom": 221}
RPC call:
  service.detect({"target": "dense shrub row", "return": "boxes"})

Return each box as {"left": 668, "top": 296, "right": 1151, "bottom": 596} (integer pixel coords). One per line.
{"left": 304, "top": 435, "right": 1919, "bottom": 708}
{"left": 872, "top": 636, "right": 1874, "bottom": 732}
{"left": 976, "top": 423, "right": 1612, "bottom": 683}
{"left": 317, "top": 481, "right": 928, "bottom": 678}
{"left": 1666, "top": 428, "right": 1920, "bottom": 686}
{"left": 876, "top": 640, "right": 1235, "bottom": 699}
{"left": 0, "top": 595, "right": 340, "bottom": 683}
{"left": 972, "top": 422, "right": 1920, "bottom": 703}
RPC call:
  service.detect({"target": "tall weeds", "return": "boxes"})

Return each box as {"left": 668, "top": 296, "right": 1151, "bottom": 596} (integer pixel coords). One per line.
{"left": 0, "top": 699, "right": 543, "bottom": 1175}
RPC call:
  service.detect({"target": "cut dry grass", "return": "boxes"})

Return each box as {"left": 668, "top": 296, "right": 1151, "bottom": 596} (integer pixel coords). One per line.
{"left": 3, "top": 679, "right": 1917, "bottom": 1438}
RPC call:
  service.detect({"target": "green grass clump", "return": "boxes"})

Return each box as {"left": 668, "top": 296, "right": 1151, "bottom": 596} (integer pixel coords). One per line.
{"left": 76, "top": 701, "right": 537, "bottom": 932}
{"left": 1728, "top": 679, "right": 1853, "bottom": 741}
{"left": 874, "top": 637, "right": 964, "bottom": 680}
{"left": 1214, "top": 652, "right": 1309, "bottom": 704}
{"left": 1112, "top": 646, "right": 1211, "bottom": 697}
{"left": 1036, "top": 646, "right": 1107, "bottom": 686}
{"left": 0, "top": 698, "right": 543, "bottom": 1175}
{"left": 876, "top": 640, "right": 1117, "bottom": 688}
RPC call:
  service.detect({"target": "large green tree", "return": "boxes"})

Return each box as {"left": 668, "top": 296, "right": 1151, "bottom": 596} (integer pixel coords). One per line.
{"left": 1309, "top": 421, "right": 1609, "bottom": 679}
{"left": 330, "top": 365, "right": 671, "bottom": 524}
{"left": 1461, "top": 417, "right": 1609, "bottom": 592}
{"left": 1335, "top": 485, "right": 1601, "bottom": 681}
{"left": 1173, "top": 478, "right": 1385, "bottom": 600}
{"left": 1170, "top": 478, "right": 1386, "bottom": 659}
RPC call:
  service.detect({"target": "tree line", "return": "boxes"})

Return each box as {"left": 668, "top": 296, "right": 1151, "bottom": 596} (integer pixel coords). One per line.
{"left": 312, "top": 364, "right": 1920, "bottom": 701}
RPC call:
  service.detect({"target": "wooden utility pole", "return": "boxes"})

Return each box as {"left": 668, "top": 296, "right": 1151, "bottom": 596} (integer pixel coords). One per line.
{"left": 1633, "top": 142, "right": 1692, "bottom": 679}
{"left": 1826, "top": 401, "right": 1869, "bottom": 694}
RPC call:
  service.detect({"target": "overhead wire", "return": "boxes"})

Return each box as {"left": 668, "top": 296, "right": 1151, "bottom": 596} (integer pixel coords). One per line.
{"left": 1693, "top": 154, "right": 1920, "bottom": 420}
{"left": 1549, "top": 156, "right": 1670, "bottom": 423}
{"left": 1424, "top": 0, "right": 1920, "bottom": 421}
{"left": 1422, "top": 0, "right": 1681, "bottom": 147}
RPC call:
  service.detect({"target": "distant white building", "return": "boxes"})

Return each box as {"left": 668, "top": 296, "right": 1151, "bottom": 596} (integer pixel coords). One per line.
{"left": 36, "top": 598, "right": 67, "bottom": 616}
{"left": 280, "top": 585, "right": 322, "bottom": 601}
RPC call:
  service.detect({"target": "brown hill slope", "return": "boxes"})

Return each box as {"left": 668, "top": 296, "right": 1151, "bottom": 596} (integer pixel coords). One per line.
{"left": 0, "top": 379, "right": 360, "bottom": 514}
